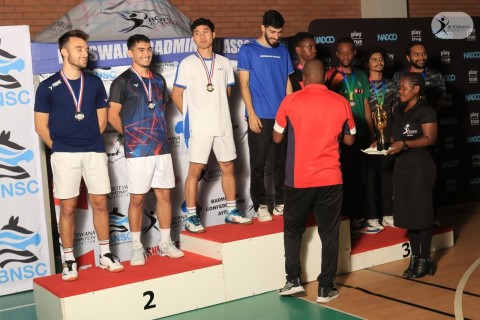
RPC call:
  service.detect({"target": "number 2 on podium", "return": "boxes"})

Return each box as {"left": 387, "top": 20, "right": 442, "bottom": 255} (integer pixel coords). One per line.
{"left": 143, "top": 291, "right": 156, "bottom": 310}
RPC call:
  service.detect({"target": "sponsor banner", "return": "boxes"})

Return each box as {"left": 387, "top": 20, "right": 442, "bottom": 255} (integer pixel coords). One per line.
{"left": 0, "top": 26, "right": 51, "bottom": 295}
{"left": 31, "top": 38, "right": 196, "bottom": 75}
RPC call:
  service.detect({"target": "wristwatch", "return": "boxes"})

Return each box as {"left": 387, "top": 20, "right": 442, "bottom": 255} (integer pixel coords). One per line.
{"left": 402, "top": 140, "right": 409, "bottom": 151}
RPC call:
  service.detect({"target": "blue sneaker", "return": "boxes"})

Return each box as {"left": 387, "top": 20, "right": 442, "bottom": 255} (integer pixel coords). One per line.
{"left": 185, "top": 214, "right": 205, "bottom": 233}
{"left": 225, "top": 208, "right": 252, "bottom": 224}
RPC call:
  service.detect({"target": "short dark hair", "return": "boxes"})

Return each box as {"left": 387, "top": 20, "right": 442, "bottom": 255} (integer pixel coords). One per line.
{"left": 335, "top": 37, "right": 355, "bottom": 49}
{"left": 294, "top": 32, "right": 315, "bottom": 47}
{"left": 127, "top": 34, "right": 151, "bottom": 50}
{"left": 58, "top": 29, "right": 89, "bottom": 50}
{"left": 401, "top": 72, "right": 426, "bottom": 96}
{"left": 262, "top": 10, "right": 285, "bottom": 28}
{"left": 191, "top": 18, "right": 215, "bottom": 33}
{"left": 366, "top": 46, "right": 387, "bottom": 62}
{"left": 405, "top": 41, "right": 427, "bottom": 55}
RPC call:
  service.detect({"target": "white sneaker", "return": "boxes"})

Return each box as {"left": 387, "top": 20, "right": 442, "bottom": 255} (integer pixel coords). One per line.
{"left": 273, "top": 204, "right": 284, "bottom": 216}
{"left": 225, "top": 208, "right": 252, "bottom": 224}
{"left": 99, "top": 253, "right": 124, "bottom": 272}
{"left": 367, "top": 219, "right": 384, "bottom": 231}
{"left": 130, "top": 243, "right": 146, "bottom": 266}
{"left": 185, "top": 214, "right": 206, "bottom": 233}
{"left": 257, "top": 204, "right": 272, "bottom": 222}
{"left": 62, "top": 260, "right": 78, "bottom": 281}
{"left": 159, "top": 240, "right": 184, "bottom": 258}
{"left": 382, "top": 215, "right": 395, "bottom": 227}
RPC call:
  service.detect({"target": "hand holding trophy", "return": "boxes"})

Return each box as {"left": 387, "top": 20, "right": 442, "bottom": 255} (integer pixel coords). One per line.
{"left": 373, "top": 105, "right": 388, "bottom": 151}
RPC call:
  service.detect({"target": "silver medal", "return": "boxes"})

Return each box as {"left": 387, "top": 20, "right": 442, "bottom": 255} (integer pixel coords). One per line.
{"left": 75, "top": 112, "right": 85, "bottom": 121}
{"left": 148, "top": 101, "right": 156, "bottom": 110}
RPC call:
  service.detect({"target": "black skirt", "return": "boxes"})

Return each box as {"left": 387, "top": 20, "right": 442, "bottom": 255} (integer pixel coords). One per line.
{"left": 393, "top": 149, "right": 436, "bottom": 230}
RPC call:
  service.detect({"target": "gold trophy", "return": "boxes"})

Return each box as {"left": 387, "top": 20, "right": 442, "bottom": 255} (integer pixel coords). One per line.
{"left": 373, "top": 105, "right": 388, "bottom": 151}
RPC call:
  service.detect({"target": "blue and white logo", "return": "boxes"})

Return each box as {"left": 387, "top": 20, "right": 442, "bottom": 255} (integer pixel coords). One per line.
{"left": 0, "top": 216, "right": 41, "bottom": 268}
{"left": 0, "top": 41, "right": 25, "bottom": 89}
{"left": 0, "top": 131, "right": 39, "bottom": 199}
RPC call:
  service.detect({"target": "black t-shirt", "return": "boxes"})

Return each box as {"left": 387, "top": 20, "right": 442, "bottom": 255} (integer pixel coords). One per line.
{"left": 391, "top": 99, "right": 437, "bottom": 143}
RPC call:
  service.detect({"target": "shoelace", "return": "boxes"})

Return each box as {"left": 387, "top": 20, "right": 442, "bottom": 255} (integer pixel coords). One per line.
{"left": 189, "top": 215, "right": 201, "bottom": 226}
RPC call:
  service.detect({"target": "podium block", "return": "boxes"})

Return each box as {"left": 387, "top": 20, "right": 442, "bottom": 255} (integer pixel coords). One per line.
{"left": 349, "top": 226, "right": 454, "bottom": 272}
{"left": 180, "top": 216, "right": 351, "bottom": 301}
{"left": 33, "top": 252, "right": 225, "bottom": 320}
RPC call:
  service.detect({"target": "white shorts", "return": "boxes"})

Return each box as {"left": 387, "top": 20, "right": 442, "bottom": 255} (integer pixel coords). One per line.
{"left": 51, "top": 152, "right": 110, "bottom": 199}
{"left": 126, "top": 154, "right": 175, "bottom": 194}
{"left": 189, "top": 135, "right": 237, "bottom": 164}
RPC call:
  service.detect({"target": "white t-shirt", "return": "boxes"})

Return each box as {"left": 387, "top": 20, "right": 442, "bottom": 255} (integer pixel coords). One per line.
{"left": 174, "top": 53, "right": 235, "bottom": 137}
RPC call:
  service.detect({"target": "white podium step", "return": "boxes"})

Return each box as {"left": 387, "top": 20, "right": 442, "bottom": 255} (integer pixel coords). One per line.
{"left": 348, "top": 226, "right": 454, "bottom": 272}
{"left": 33, "top": 216, "right": 454, "bottom": 320}
{"left": 33, "top": 253, "right": 225, "bottom": 320}
{"left": 180, "top": 215, "right": 351, "bottom": 301}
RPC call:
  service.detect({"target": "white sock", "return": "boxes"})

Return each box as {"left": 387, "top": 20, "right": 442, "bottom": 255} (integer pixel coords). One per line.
{"left": 226, "top": 200, "right": 236, "bottom": 214}
{"left": 131, "top": 231, "right": 142, "bottom": 246}
{"left": 63, "top": 247, "right": 75, "bottom": 261}
{"left": 186, "top": 206, "right": 197, "bottom": 217}
{"left": 98, "top": 239, "right": 111, "bottom": 256}
{"left": 160, "top": 228, "right": 171, "bottom": 244}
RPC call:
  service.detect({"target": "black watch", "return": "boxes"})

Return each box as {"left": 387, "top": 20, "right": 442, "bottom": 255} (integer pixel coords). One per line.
{"left": 402, "top": 140, "right": 409, "bottom": 151}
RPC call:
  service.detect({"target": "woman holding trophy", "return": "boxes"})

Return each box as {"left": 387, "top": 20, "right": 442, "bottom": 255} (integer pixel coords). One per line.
{"left": 388, "top": 73, "right": 438, "bottom": 279}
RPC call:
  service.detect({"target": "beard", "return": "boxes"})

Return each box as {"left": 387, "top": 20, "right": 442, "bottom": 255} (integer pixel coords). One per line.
{"left": 410, "top": 59, "right": 426, "bottom": 69}
{"left": 264, "top": 31, "right": 280, "bottom": 48}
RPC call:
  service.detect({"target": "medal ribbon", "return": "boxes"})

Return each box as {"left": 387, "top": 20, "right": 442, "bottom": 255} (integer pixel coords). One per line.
{"left": 130, "top": 67, "right": 152, "bottom": 102}
{"left": 196, "top": 52, "right": 215, "bottom": 85}
{"left": 60, "top": 70, "right": 84, "bottom": 114}
{"left": 369, "top": 79, "right": 385, "bottom": 108}
{"left": 409, "top": 68, "right": 427, "bottom": 79}
{"left": 339, "top": 68, "right": 356, "bottom": 101}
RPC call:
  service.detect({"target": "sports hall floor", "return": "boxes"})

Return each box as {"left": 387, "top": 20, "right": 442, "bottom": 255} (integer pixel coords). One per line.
{"left": 1, "top": 202, "right": 479, "bottom": 320}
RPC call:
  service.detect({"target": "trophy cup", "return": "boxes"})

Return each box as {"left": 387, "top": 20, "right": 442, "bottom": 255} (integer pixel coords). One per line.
{"left": 373, "top": 105, "right": 388, "bottom": 151}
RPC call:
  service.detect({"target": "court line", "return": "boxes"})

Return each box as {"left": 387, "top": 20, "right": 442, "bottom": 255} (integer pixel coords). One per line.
{"left": 336, "top": 282, "right": 471, "bottom": 319}
{"left": 366, "top": 268, "right": 480, "bottom": 297}
{"left": 454, "top": 256, "right": 480, "bottom": 320}
{"left": 0, "top": 303, "right": 35, "bottom": 313}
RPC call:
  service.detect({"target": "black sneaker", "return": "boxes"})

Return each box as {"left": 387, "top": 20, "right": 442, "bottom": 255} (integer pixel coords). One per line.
{"left": 316, "top": 287, "right": 339, "bottom": 303}
{"left": 278, "top": 278, "right": 305, "bottom": 296}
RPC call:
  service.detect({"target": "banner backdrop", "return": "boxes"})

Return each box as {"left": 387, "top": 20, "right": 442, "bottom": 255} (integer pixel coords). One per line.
{"left": 0, "top": 26, "right": 51, "bottom": 295}
{"left": 35, "top": 39, "right": 257, "bottom": 265}
{"left": 307, "top": 17, "right": 480, "bottom": 203}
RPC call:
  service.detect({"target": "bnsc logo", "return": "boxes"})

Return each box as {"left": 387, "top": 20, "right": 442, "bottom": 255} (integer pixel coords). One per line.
{"left": 467, "top": 135, "right": 480, "bottom": 143}
{"left": 465, "top": 93, "right": 480, "bottom": 102}
{"left": 0, "top": 39, "right": 30, "bottom": 107}
{"left": 315, "top": 36, "right": 335, "bottom": 44}
{"left": 108, "top": 207, "right": 131, "bottom": 244}
{"left": 0, "top": 131, "right": 39, "bottom": 199}
{"left": 377, "top": 33, "right": 398, "bottom": 41}
{"left": 464, "top": 52, "right": 480, "bottom": 59}
{"left": 0, "top": 216, "right": 48, "bottom": 283}
{"left": 91, "top": 68, "right": 117, "bottom": 80}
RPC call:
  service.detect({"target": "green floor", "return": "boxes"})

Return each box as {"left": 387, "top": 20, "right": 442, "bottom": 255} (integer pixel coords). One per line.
{"left": 0, "top": 290, "right": 362, "bottom": 320}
